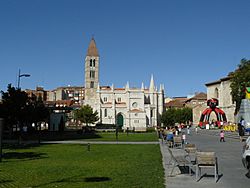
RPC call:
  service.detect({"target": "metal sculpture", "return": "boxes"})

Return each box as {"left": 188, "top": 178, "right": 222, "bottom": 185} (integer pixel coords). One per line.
{"left": 199, "top": 98, "right": 227, "bottom": 128}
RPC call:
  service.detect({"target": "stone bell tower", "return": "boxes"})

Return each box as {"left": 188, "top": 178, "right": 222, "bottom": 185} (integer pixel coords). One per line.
{"left": 84, "top": 37, "right": 100, "bottom": 107}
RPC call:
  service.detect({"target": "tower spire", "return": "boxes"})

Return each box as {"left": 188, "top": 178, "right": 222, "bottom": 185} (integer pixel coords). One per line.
{"left": 149, "top": 74, "right": 155, "bottom": 92}
{"left": 86, "top": 37, "right": 99, "bottom": 56}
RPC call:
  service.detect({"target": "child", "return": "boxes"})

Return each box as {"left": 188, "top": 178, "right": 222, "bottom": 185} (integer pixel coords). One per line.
{"left": 182, "top": 133, "right": 186, "bottom": 144}
{"left": 220, "top": 130, "right": 225, "bottom": 142}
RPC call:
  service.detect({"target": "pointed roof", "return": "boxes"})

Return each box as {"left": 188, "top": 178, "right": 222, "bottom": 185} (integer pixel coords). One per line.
{"left": 86, "top": 37, "right": 99, "bottom": 56}
{"left": 149, "top": 74, "right": 155, "bottom": 92}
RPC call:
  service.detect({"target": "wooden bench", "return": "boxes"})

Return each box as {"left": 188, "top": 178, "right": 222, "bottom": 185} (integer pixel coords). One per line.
{"left": 167, "top": 147, "right": 192, "bottom": 176}
{"left": 173, "top": 136, "right": 182, "bottom": 148}
{"left": 195, "top": 151, "right": 218, "bottom": 182}
{"left": 184, "top": 144, "right": 197, "bottom": 162}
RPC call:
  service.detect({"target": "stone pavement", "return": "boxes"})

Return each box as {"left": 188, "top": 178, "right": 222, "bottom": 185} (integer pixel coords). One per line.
{"left": 160, "top": 128, "right": 250, "bottom": 188}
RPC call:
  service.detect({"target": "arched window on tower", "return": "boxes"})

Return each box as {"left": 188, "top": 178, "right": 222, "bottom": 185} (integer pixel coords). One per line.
{"left": 93, "top": 59, "right": 95, "bottom": 67}
{"left": 90, "top": 59, "right": 92, "bottom": 67}
{"left": 90, "top": 81, "right": 94, "bottom": 88}
{"left": 214, "top": 88, "right": 219, "bottom": 99}
{"left": 90, "top": 70, "right": 95, "bottom": 78}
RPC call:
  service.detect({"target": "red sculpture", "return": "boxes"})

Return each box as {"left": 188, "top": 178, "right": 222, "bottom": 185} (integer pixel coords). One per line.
{"left": 199, "top": 98, "right": 227, "bottom": 128}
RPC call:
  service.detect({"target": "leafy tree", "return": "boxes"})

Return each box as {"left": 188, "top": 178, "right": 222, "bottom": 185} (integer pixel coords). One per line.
{"left": 161, "top": 109, "right": 175, "bottom": 127}
{"left": 230, "top": 59, "right": 250, "bottom": 114}
{"left": 161, "top": 107, "right": 192, "bottom": 127}
{"left": 28, "top": 95, "right": 49, "bottom": 127}
{"left": 0, "top": 84, "right": 29, "bottom": 131}
{"left": 74, "top": 105, "right": 99, "bottom": 126}
{"left": 0, "top": 85, "right": 49, "bottom": 137}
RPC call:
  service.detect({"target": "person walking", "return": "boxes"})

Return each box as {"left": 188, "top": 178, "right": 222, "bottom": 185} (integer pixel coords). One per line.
{"left": 220, "top": 130, "right": 225, "bottom": 142}
{"left": 238, "top": 122, "right": 244, "bottom": 142}
{"left": 187, "top": 126, "right": 190, "bottom": 135}
{"left": 182, "top": 133, "right": 187, "bottom": 144}
{"left": 195, "top": 126, "right": 198, "bottom": 134}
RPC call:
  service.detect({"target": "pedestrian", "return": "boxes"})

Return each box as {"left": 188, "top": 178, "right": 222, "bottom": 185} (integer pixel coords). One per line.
{"left": 182, "top": 133, "right": 186, "bottom": 144}
{"left": 195, "top": 126, "right": 198, "bottom": 134}
{"left": 187, "top": 126, "right": 190, "bottom": 135}
{"left": 220, "top": 130, "right": 225, "bottom": 142}
{"left": 238, "top": 122, "right": 244, "bottom": 142}
{"left": 240, "top": 117, "right": 246, "bottom": 129}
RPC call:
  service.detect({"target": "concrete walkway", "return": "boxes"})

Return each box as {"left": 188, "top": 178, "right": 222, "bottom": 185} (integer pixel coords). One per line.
{"left": 160, "top": 128, "right": 250, "bottom": 188}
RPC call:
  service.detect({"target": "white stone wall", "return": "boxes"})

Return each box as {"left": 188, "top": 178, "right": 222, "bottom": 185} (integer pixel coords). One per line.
{"left": 94, "top": 86, "right": 163, "bottom": 130}
{"left": 206, "top": 79, "right": 236, "bottom": 123}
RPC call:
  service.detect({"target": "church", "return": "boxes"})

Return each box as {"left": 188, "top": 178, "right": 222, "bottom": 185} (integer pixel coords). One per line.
{"left": 84, "top": 38, "right": 165, "bottom": 131}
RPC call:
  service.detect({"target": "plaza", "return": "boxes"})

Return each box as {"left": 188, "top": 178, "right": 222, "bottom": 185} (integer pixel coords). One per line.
{"left": 162, "top": 128, "right": 250, "bottom": 188}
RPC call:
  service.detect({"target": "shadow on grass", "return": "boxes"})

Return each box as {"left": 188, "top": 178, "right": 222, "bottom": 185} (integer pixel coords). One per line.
{"left": 4, "top": 143, "right": 41, "bottom": 150}
{"left": 3, "top": 132, "right": 103, "bottom": 144}
{"left": 0, "top": 180, "right": 13, "bottom": 184}
{"left": 32, "top": 175, "right": 111, "bottom": 187}
{"left": 40, "top": 131, "right": 103, "bottom": 141}
{"left": 84, "top": 177, "right": 112, "bottom": 182}
{"left": 3, "top": 151, "right": 47, "bottom": 161}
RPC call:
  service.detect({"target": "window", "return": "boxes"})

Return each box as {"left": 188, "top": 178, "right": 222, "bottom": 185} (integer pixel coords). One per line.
{"left": 90, "top": 59, "right": 96, "bottom": 67}
{"left": 134, "top": 120, "right": 139, "bottom": 123}
{"left": 150, "top": 109, "right": 154, "bottom": 117}
{"left": 104, "top": 97, "right": 107, "bottom": 102}
{"left": 215, "top": 88, "right": 219, "bottom": 99}
{"left": 132, "top": 102, "right": 138, "bottom": 108}
{"left": 90, "top": 81, "right": 94, "bottom": 88}
{"left": 104, "top": 109, "right": 107, "bottom": 117}
{"left": 90, "top": 70, "right": 95, "bottom": 78}
{"left": 117, "top": 97, "right": 121, "bottom": 102}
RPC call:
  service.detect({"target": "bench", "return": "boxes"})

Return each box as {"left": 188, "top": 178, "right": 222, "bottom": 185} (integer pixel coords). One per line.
{"left": 195, "top": 151, "right": 218, "bottom": 182}
{"left": 184, "top": 144, "right": 197, "bottom": 162}
{"left": 167, "top": 147, "right": 192, "bottom": 176}
{"left": 173, "top": 136, "right": 182, "bottom": 148}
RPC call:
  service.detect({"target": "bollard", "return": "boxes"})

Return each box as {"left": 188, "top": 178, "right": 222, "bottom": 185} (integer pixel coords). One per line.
{"left": 87, "top": 143, "right": 90, "bottom": 151}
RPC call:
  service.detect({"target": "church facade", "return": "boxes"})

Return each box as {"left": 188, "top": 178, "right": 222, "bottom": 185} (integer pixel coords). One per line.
{"left": 84, "top": 38, "right": 165, "bottom": 130}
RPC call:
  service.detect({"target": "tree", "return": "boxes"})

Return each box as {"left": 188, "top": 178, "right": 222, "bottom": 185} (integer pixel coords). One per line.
{"left": 73, "top": 105, "right": 99, "bottom": 126}
{"left": 0, "top": 84, "right": 29, "bottom": 132}
{"left": 161, "top": 109, "right": 175, "bottom": 127}
{"left": 230, "top": 59, "right": 250, "bottom": 114}
{"left": 161, "top": 107, "right": 192, "bottom": 127}
{"left": 0, "top": 85, "right": 49, "bottom": 139}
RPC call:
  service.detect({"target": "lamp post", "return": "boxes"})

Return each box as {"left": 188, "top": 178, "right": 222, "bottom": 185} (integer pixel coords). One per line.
{"left": 17, "top": 69, "right": 31, "bottom": 89}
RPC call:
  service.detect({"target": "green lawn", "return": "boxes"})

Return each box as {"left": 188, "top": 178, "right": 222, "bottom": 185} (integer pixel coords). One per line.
{"left": 0, "top": 144, "right": 165, "bottom": 188}
{"left": 81, "top": 132, "right": 159, "bottom": 141}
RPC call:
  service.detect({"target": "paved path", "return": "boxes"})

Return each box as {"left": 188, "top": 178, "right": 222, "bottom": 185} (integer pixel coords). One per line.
{"left": 161, "top": 128, "right": 250, "bottom": 188}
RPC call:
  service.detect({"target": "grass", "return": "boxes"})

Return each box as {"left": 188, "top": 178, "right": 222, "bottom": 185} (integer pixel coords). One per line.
{"left": 0, "top": 144, "right": 165, "bottom": 188}
{"left": 33, "top": 131, "right": 159, "bottom": 142}
{"left": 81, "top": 132, "right": 159, "bottom": 141}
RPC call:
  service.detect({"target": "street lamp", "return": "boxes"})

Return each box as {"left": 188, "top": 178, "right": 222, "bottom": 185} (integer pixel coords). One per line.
{"left": 17, "top": 69, "right": 31, "bottom": 89}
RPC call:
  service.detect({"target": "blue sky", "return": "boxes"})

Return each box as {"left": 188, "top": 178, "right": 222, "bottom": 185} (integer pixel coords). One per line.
{"left": 1, "top": 0, "right": 250, "bottom": 97}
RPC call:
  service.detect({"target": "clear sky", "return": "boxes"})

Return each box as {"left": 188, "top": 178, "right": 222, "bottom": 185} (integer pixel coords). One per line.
{"left": 1, "top": 0, "right": 250, "bottom": 97}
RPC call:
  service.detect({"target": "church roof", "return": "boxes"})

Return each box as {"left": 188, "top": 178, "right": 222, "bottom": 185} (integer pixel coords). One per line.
{"left": 87, "top": 37, "right": 99, "bottom": 56}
